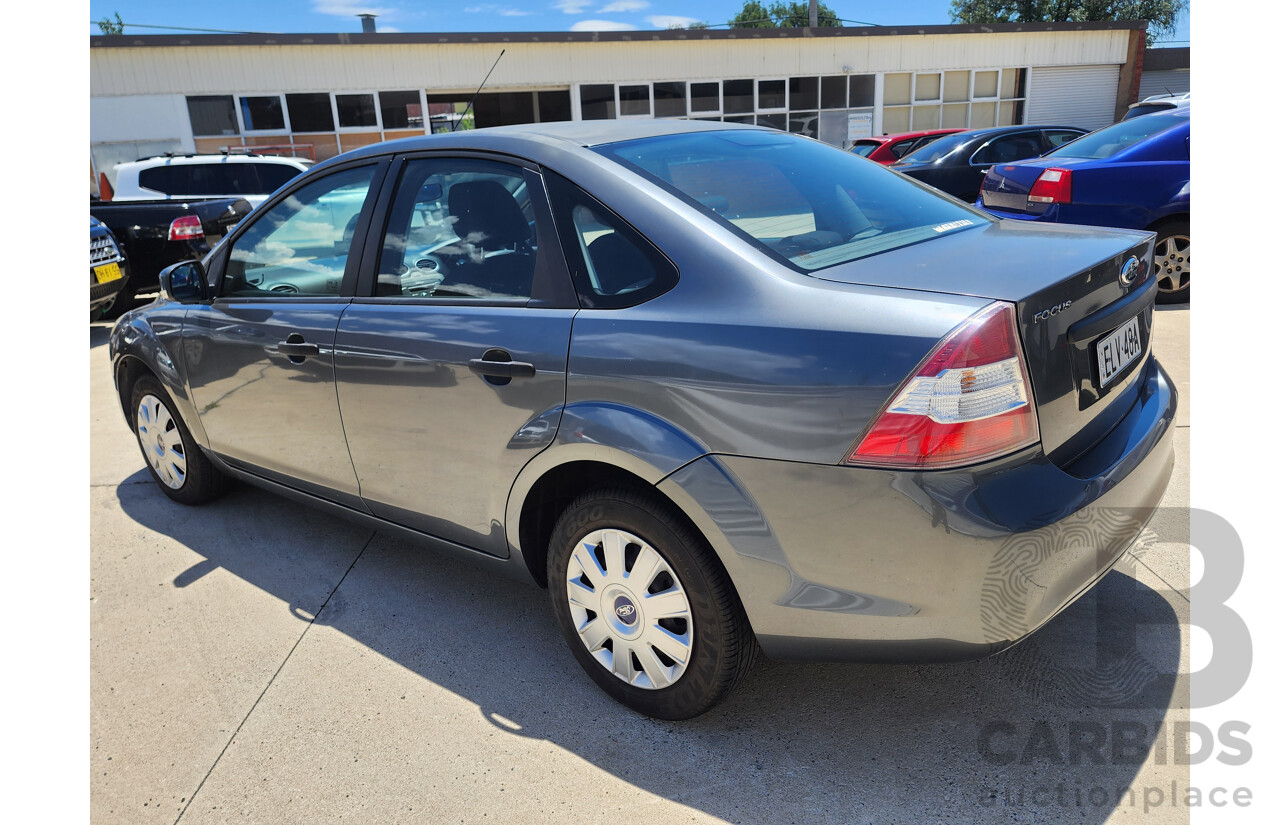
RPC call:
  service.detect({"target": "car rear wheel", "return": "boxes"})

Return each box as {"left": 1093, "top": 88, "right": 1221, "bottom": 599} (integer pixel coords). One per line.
{"left": 1152, "top": 219, "right": 1190, "bottom": 304}
{"left": 547, "top": 487, "right": 757, "bottom": 720}
{"left": 130, "top": 375, "right": 228, "bottom": 504}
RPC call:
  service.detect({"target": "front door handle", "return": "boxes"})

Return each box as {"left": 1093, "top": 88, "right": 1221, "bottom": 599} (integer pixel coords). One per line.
{"left": 278, "top": 332, "right": 320, "bottom": 364}
{"left": 469, "top": 358, "right": 536, "bottom": 379}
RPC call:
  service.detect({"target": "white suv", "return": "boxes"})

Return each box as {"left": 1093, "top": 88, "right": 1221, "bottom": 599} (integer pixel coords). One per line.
{"left": 109, "top": 154, "right": 314, "bottom": 208}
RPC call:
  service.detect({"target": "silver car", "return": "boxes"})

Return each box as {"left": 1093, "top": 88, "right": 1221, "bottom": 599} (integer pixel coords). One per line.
{"left": 110, "top": 121, "right": 1176, "bottom": 720}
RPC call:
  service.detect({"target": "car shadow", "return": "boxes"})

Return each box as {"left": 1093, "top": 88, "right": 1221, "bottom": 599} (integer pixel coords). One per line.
{"left": 90, "top": 324, "right": 111, "bottom": 349}
{"left": 111, "top": 475, "right": 1185, "bottom": 823}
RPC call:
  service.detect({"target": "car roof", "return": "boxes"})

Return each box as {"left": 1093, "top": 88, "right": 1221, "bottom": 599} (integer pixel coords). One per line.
{"left": 882, "top": 128, "right": 966, "bottom": 141}
{"left": 116, "top": 154, "right": 312, "bottom": 169}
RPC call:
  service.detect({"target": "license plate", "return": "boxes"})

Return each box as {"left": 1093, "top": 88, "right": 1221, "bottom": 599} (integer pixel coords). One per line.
{"left": 93, "top": 262, "right": 122, "bottom": 284}
{"left": 1096, "top": 316, "right": 1142, "bottom": 387}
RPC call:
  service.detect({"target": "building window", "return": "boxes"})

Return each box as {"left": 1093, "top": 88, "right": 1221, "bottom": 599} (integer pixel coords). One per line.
{"left": 537, "top": 91, "right": 573, "bottom": 122}
{"left": 689, "top": 82, "right": 720, "bottom": 115}
{"left": 757, "top": 79, "right": 786, "bottom": 112}
{"left": 286, "top": 93, "right": 335, "bottom": 132}
{"left": 618, "top": 84, "right": 652, "bottom": 117}
{"left": 820, "top": 76, "right": 847, "bottom": 110}
{"left": 187, "top": 96, "right": 239, "bottom": 136}
{"left": 580, "top": 84, "right": 616, "bottom": 120}
{"left": 379, "top": 90, "right": 423, "bottom": 129}
{"left": 239, "top": 96, "right": 286, "bottom": 131}
{"left": 336, "top": 94, "right": 378, "bottom": 128}
{"left": 653, "top": 82, "right": 687, "bottom": 118}
{"left": 722, "top": 79, "right": 754, "bottom": 115}
{"left": 789, "top": 77, "right": 819, "bottom": 111}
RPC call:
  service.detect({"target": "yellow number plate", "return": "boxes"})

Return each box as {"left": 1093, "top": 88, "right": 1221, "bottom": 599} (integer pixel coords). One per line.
{"left": 93, "top": 262, "right": 122, "bottom": 284}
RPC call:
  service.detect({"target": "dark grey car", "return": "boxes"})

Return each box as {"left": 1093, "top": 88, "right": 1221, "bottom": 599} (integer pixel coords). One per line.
{"left": 110, "top": 121, "right": 1176, "bottom": 720}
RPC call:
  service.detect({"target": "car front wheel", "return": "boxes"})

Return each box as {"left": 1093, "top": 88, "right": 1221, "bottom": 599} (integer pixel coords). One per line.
{"left": 130, "top": 375, "right": 228, "bottom": 504}
{"left": 547, "top": 487, "right": 757, "bottom": 720}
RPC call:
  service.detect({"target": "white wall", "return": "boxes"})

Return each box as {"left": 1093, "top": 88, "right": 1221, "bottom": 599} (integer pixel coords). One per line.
{"left": 90, "top": 94, "right": 195, "bottom": 149}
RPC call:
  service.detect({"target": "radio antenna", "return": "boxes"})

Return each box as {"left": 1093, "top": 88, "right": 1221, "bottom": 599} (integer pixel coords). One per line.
{"left": 455, "top": 49, "right": 506, "bottom": 132}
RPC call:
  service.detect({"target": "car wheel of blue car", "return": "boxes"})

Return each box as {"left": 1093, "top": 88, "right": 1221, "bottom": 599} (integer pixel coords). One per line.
{"left": 1153, "top": 219, "right": 1190, "bottom": 304}
{"left": 547, "top": 487, "right": 758, "bottom": 720}
{"left": 130, "top": 375, "right": 229, "bottom": 505}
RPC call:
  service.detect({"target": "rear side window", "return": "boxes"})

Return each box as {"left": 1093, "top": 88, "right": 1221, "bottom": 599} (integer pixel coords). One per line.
{"left": 849, "top": 141, "right": 879, "bottom": 157}
{"left": 139, "top": 164, "right": 261, "bottom": 196}
{"left": 545, "top": 172, "right": 677, "bottom": 309}
{"left": 970, "top": 133, "right": 1043, "bottom": 165}
{"left": 255, "top": 163, "right": 304, "bottom": 193}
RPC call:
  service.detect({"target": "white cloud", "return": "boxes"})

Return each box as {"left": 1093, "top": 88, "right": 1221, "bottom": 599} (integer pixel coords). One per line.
{"left": 601, "top": 1, "right": 649, "bottom": 11}
{"left": 646, "top": 14, "right": 698, "bottom": 28}
{"left": 312, "top": 2, "right": 396, "bottom": 16}
{"left": 464, "top": 4, "right": 534, "bottom": 13}
{"left": 570, "top": 19, "right": 639, "bottom": 31}
{"left": 501, "top": 8, "right": 535, "bottom": 14}
{"left": 379, "top": 24, "right": 401, "bottom": 31}
{"left": 554, "top": 0, "right": 592, "bottom": 13}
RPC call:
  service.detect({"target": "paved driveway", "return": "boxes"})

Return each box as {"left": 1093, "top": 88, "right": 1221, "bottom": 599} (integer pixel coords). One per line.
{"left": 90, "top": 306, "right": 1191, "bottom": 824}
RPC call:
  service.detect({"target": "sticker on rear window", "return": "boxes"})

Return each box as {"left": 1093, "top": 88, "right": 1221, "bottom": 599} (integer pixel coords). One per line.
{"left": 933, "top": 220, "right": 975, "bottom": 233}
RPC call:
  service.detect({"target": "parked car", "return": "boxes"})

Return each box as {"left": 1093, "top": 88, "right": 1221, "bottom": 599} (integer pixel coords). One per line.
{"left": 90, "top": 197, "right": 253, "bottom": 317}
{"left": 891, "top": 125, "right": 1088, "bottom": 201}
{"left": 110, "top": 121, "right": 1175, "bottom": 720}
{"left": 849, "top": 129, "right": 966, "bottom": 165}
{"left": 1122, "top": 92, "right": 1190, "bottom": 121}
{"left": 90, "top": 216, "right": 130, "bottom": 319}
{"left": 976, "top": 108, "right": 1190, "bottom": 303}
{"left": 105, "top": 153, "right": 312, "bottom": 208}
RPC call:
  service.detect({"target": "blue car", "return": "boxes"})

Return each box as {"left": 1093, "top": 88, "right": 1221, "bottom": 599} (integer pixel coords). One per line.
{"left": 976, "top": 108, "right": 1190, "bottom": 302}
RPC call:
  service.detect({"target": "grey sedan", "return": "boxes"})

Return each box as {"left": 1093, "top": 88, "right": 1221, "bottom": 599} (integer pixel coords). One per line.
{"left": 110, "top": 121, "right": 1176, "bottom": 720}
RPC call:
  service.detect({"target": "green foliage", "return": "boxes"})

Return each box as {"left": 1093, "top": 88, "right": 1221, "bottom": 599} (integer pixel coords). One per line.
{"left": 729, "top": 1, "right": 842, "bottom": 28}
{"left": 948, "top": 0, "right": 1186, "bottom": 44}
{"left": 667, "top": 20, "right": 712, "bottom": 29}
{"left": 97, "top": 12, "right": 124, "bottom": 35}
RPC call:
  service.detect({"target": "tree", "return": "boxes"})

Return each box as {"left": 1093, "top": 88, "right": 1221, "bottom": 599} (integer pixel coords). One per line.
{"left": 729, "top": 1, "right": 842, "bottom": 28}
{"left": 97, "top": 12, "right": 124, "bottom": 35}
{"left": 949, "top": 0, "right": 1186, "bottom": 44}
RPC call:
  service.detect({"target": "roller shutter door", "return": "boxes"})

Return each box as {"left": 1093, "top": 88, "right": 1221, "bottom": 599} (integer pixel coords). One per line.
{"left": 1025, "top": 65, "right": 1121, "bottom": 130}
{"left": 1138, "top": 69, "right": 1190, "bottom": 100}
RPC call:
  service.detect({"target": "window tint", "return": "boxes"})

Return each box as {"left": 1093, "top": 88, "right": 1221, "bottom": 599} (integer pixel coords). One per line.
{"left": 255, "top": 163, "right": 305, "bottom": 193}
{"left": 1044, "top": 129, "right": 1083, "bottom": 148}
{"left": 286, "top": 93, "right": 335, "bottom": 132}
{"left": 970, "top": 133, "right": 1043, "bottom": 165}
{"left": 378, "top": 90, "right": 421, "bottom": 129}
{"left": 222, "top": 165, "right": 376, "bottom": 297}
{"left": 139, "top": 163, "right": 261, "bottom": 196}
{"left": 546, "top": 172, "right": 677, "bottom": 309}
{"left": 850, "top": 141, "right": 880, "bottom": 157}
{"left": 239, "top": 96, "right": 285, "bottom": 131}
{"left": 187, "top": 96, "right": 239, "bottom": 136}
{"left": 336, "top": 94, "right": 378, "bottom": 128}
{"left": 597, "top": 130, "right": 988, "bottom": 273}
{"left": 1048, "top": 115, "right": 1184, "bottom": 159}
{"left": 896, "top": 130, "right": 970, "bottom": 163}
{"left": 890, "top": 139, "right": 919, "bottom": 158}
{"left": 375, "top": 159, "right": 538, "bottom": 300}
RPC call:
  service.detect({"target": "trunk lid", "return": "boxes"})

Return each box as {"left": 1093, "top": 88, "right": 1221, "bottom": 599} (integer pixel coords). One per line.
{"left": 812, "top": 219, "right": 1158, "bottom": 467}
{"left": 979, "top": 157, "right": 1091, "bottom": 214}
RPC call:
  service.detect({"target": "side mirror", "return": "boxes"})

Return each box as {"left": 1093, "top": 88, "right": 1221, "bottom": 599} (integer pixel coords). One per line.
{"left": 159, "top": 260, "right": 208, "bottom": 303}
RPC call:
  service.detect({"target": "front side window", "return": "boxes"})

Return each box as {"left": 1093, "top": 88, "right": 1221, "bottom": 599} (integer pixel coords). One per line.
{"left": 597, "top": 130, "right": 989, "bottom": 273}
{"left": 375, "top": 159, "right": 538, "bottom": 300}
{"left": 222, "top": 165, "right": 376, "bottom": 297}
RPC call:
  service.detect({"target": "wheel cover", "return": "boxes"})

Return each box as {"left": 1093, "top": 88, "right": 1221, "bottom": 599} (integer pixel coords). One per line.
{"left": 136, "top": 394, "right": 187, "bottom": 490}
{"left": 1154, "top": 233, "right": 1190, "bottom": 294}
{"left": 565, "top": 528, "right": 694, "bottom": 690}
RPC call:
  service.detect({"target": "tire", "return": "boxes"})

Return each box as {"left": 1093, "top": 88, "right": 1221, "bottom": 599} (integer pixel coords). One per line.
{"left": 547, "top": 487, "right": 757, "bottom": 720}
{"left": 130, "top": 375, "right": 228, "bottom": 505}
{"left": 1152, "top": 218, "right": 1190, "bottom": 304}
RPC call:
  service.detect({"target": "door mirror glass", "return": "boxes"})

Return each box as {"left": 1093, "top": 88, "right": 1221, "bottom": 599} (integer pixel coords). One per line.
{"left": 159, "top": 260, "right": 207, "bottom": 303}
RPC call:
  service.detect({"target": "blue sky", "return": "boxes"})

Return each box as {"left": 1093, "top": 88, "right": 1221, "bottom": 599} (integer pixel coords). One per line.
{"left": 88, "top": 1, "right": 1189, "bottom": 44}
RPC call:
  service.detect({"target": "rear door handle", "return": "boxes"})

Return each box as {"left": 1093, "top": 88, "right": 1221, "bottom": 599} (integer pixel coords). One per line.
{"left": 469, "top": 358, "right": 536, "bottom": 378}
{"left": 278, "top": 333, "right": 321, "bottom": 363}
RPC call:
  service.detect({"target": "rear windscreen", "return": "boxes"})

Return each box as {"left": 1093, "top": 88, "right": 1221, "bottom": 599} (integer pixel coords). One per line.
{"left": 1048, "top": 114, "right": 1185, "bottom": 159}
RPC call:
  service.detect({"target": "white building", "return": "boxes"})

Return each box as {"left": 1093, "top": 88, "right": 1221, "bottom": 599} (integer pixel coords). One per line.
{"left": 90, "top": 21, "right": 1151, "bottom": 188}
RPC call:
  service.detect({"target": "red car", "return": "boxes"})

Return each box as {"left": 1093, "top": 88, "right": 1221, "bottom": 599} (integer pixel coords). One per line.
{"left": 850, "top": 129, "right": 966, "bottom": 165}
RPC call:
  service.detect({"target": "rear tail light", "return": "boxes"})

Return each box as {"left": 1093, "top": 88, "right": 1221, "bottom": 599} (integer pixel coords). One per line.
{"left": 168, "top": 215, "right": 205, "bottom": 242}
{"left": 846, "top": 302, "right": 1040, "bottom": 469}
{"left": 1028, "top": 168, "right": 1073, "bottom": 204}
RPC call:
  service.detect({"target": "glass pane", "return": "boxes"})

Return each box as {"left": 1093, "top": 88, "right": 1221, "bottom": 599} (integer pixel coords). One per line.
{"left": 998, "top": 100, "right": 1023, "bottom": 126}
{"left": 239, "top": 96, "right": 284, "bottom": 131}
{"left": 974, "top": 70, "right": 998, "bottom": 98}
{"left": 941, "top": 103, "right": 968, "bottom": 128}
{"left": 286, "top": 93, "right": 335, "bottom": 132}
{"left": 653, "top": 82, "right": 687, "bottom": 118}
{"left": 619, "top": 85, "right": 651, "bottom": 116}
{"left": 756, "top": 112, "right": 787, "bottom": 130}
{"left": 580, "top": 84, "right": 616, "bottom": 120}
{"left": 336, "top": 94, "right": 378, "bottom": 128}
{"left": 881, "top": 106, "right": 910, "bottom": 134}
{"left": 224, "top": 165, "right": 375, "bottom": 297}
{"left": 376, "top": 159, "right": 537, "bottom": 299}
{"left": 789, "top": 77, "right": 819, "bottom": 110}
{"left": 788, "top": 111, "right": 818, "bottom": 138}
{"left": 818, "top": 110, "right": 849, "bottom": 146}
{"left": 690, "top": 82, "right": 720, "bottom": 113}
{"left": 848, "top": 75, "right": 874, "bottom": 107}
{"left": 911, "top": 105, "right": 940, "bottom": 130}
{"left": 943, "top": 71, "right": 969, "bottom": 103}
{"left": 758, "top": 79, "right": 786, "bottom": 110}
{"left": 1001, "top": 68, "right": 1026, "bottom": 99}
{"left": 723, "top": 79, "right": 754, "bottom": 114}
{"left": 970, "top": 101, "right": 997, "bottom": 128}
{"left": 915, "top": 73, "right": 941, "bottom": 102}
{"left": 187, "top": 96, "right": 239, "bottom": 136}
{"left": 378, "top": 90, "right": 422, "bottom": 129}
{"left": 255, "top": 163, "right": 305, "bottom": 192}
{"left": 883, "top": 73, "right": 911, "bottom": 106}
{"left": 724, "top": 115, "right": 755, "bottom": 124}
{"left": 538, "top": 90, "right": 573, "bottom": 122}
{"left": 820, "top": 76, "right": 847, "bottom": 110}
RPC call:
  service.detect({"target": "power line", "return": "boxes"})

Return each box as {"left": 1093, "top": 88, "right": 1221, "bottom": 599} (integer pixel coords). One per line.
{"left": 90, "top": 21, "right": 280, "bottom": 35}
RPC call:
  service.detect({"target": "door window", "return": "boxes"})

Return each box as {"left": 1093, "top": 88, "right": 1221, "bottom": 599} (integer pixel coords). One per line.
{"left": 375, "top": 159, "right": 539, "bottom": 300}
{"left": 221, "top": 164, "right": 376, "bottom": 297}
{"left": 971, "top": 133, "right": 1043, "bottom": 165}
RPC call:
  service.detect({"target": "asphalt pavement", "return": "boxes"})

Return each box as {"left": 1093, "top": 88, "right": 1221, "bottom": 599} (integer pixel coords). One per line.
{"left": 90, "top": 304, "right": 1192, "bottom": 824}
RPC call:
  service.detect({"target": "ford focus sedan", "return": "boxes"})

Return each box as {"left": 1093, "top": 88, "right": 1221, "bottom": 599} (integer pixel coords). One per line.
{"left": 110, "top": 121, "right": 1176, "bottom": 720}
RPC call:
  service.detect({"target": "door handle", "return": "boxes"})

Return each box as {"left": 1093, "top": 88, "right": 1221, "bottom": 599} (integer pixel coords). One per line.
{"left": 469, "top": 358, "right": 536, "bottom": 378}
{"left": 278, "top": 333, "right": 320, "bottom": 364}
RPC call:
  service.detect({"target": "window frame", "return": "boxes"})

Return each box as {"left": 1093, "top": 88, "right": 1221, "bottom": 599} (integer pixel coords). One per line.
{"left": 687, "top": 81, "right": 723, "bottom": 116}
{"left": 333, "top": 90, "right": 383, "bottom": 132}
{"left": 235, "top": 93, "right": 291, "bottom": 135}
{"left": 755, "top": 78, "right": 788, "bottom": 114}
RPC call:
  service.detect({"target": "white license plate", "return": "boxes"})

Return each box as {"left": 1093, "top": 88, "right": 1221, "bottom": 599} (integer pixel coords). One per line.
{"left": 1096, "top": 316, "right": 1142, "bottom": 387}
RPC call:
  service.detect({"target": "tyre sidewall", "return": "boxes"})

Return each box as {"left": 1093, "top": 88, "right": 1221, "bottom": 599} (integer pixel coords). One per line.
{"left": 1153, "top": 219, "right": 1190, "bottom": 304}
{"left": 129, "top": 375, "right": 219, "bottom": 504}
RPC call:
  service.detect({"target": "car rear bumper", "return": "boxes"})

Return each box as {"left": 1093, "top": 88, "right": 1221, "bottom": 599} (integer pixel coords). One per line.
{"left": 658, "top": 356, "right": 1177, "bottom": 662}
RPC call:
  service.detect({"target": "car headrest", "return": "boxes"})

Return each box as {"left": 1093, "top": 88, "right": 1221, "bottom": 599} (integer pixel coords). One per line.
{"left": 448, "top": 180, "right": 530, "bottom": 249}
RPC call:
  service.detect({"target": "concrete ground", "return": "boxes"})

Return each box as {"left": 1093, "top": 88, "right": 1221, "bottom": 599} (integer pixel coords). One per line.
{"left": 90, "top": 305, "right": 1191, "bottom": 824}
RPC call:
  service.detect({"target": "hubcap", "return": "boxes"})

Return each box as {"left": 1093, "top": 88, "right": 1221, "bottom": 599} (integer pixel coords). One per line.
{"left": 1153, "top": 234, "right": 1190, "bottom": 294}
{"left": 565, "top": 528, "right": 694, "bottom": 690}
{"left": 136, "top": 394, "right": 187, "bottom": 489}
